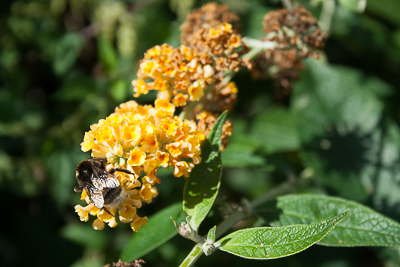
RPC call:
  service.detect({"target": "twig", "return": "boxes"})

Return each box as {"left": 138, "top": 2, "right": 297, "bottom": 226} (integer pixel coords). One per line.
{"left": 319, "top": 0, "right": 335, "bottom": 33}
{"left": 281, "top": 0, "right": 293, "bottom": 10}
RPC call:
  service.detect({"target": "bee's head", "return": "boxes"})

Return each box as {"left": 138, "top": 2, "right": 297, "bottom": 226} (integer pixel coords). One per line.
{"left": 76, "top": 160, "right": 92, "bottom": 182}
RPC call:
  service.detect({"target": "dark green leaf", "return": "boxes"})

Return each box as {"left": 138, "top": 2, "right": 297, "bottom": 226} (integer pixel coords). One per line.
{"left": 61, "top": 223, "right": 106, "bottom": 250}
{"left": 183, "top": 111, "right": 227, "bottom": 231}
{"left": 120, "top": 202, "right": 185, "bottom": 262}
{"left": 249, "top": 107, "right": 300, "bottom": 153}
{"left": 222, "top": 118, "right": 266, "bottom": 167}
{"left": 215, "top": 211, "right": 349, "bottom": 259}
{"left": 222, "top": 143, "right": 266, "bottom": 167}
{"left": 53, "top": 32, "right": 85, "bottom": 75}
{"left": 291, "top": 59, "right": 385, "bottom": 202}
{"left": 265, "top": 194, "right": 400, "bottom": 247}
{"left": 98, "top": 35, "right": 118, "bottom": 73}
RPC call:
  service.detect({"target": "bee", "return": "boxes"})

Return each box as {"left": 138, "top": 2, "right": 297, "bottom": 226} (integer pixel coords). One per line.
{"left": 74, "top": 158, "right": 134, "bottom": 217}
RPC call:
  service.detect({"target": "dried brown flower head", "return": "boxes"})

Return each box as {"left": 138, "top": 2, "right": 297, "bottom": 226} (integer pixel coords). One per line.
{"left": 253, "top": 5, "right": 328, "bottom": 95}
{"left": 180, "top": 3, "right": 239, "bottom": 46}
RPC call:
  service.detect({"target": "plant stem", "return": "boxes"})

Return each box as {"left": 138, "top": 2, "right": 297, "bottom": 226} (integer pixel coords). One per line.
{"left": 319, "top": 0, "right": 335, "bottom": 33}
{"left": 250, "top": 180, "right": 295, "bottom": 208}
{"left": 281, "top": 0, "right": 293, "bottom": 10}
{"left": 215, "top": 209, "right": 247, "bottom": 239}
{"left": 179, "top": 243, "right": 204, "bottom": 267}
{"left": 179, "top": 179, "right": 298, "bottom": 266}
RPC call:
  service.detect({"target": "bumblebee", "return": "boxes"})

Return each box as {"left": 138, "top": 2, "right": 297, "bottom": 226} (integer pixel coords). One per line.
{"left": 74, "top": 158, "right": 134, "bottom": 216}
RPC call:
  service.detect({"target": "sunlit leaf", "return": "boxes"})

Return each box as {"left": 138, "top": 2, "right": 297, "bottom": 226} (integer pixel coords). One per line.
{"left": 338, "top": 0, "right": 366, "bottom": 13}
{"left": 183, "top": 111, "right": 227, "bottom": 232}
{"left": 215, "top": 211, "right": 349, "bottom": 259}
{"left": 264, "top": 194, "right": 400, "bottom": 247}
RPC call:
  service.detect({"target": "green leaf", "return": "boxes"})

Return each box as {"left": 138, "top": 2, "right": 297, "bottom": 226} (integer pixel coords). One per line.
{"left": 291, "top": 59, "right": 386, "bottom": 202}
{"left": 221, "top": 118, "right": 266, "bottom": 167}
{"left": 98, "top": 35, "right": 118, "bottom": 73}
{"left": 61, "top": 223, "right": 106, "bottom": 250}
{"left": 183, "top": 111, "right": 227, "bottom": 232}
{"left": 53, "top": 73, "right": 96, "bottom": 101}
{"left": 215, "top": 211, "right": 349, "bottom": 259}
{"left": 249, "top": 107, "right": 300, "bottom": 154}
{"left": 338, "top": 0, "right": 366, "bottom": 13}
{"left": 367, "top": 0, "right": 400, "bottom": 27}
{"left": 266, "top": 194, "right": 400, "bottom": 247}
{"left": 120, "top": 202, "right": 185, "bottom": 262}
{"left": 207, "top": 226, "right": 216, "bottom": 243}
{"left": 53, "top": 32, "right": 85, "bottom": 75}
{"left": 221, "top": 143, "right": 266, "bottom": 167}
{"left": 110, "top": 79, "right": 128, "bottom": 102}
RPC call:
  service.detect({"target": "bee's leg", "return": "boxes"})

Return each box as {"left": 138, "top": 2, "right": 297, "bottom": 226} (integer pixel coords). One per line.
{"left": 110, "top": 168, "right": 135, "bottom": 175}
{"left": 74, "top": 185, "right": 83, "bottom": 193}
{"left": 102, "top": 206, "right": 116, "bottom": 217}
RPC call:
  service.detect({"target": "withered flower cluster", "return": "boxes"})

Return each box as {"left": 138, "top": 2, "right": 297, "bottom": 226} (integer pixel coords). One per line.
{"left": 253, "top": 5, "right": 328, "bottom": 95}
{"left": 180, "top": 3, "right": 239, "bottom": 46}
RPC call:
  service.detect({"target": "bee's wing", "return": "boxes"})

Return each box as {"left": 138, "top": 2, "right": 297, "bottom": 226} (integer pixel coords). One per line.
{"left": 86, "top": 185, "right": 104, "bottom": 209}
{"left": 91, "top": 169, "right": 120, "bottom": 190}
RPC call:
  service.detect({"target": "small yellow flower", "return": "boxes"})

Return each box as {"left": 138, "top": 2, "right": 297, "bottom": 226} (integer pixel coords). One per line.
{"left": 155, "top": 99, "right": 175, "bottom": 117}
{"left": 141, "top": 135, "right": 159, "bottom": 153}
{"left": 166, "top": 141, "right": 183, "bottom": 157}
{"left": 133, "top": 78, "right": 151, "bottom": 97}
{"left": 173, "top": 161, "right": 190, "bottom": 177}
{"left": 119, "top": 204, "right": 137, "bottom": 223}
{"left": 75, "top": 205, "right": 89, "bottom": 222}
{"left": 122, "top": 125, "right": 142, "bottom": 148}
{"left": 143, "top": 157, "right": 158, "bottom": 174}
{"left": 131, "top": 215, "right": 148, "bottom": 232}
{"left": 140, "top": 183, "right": 158, "bottom": 202}
{"left": 93, "top": 219, "right": 105, "bottom": 230}
{"left": 172, "top": 93, "right": 189, "bottom": 107}
{"left": 142, "top": 174, "right": 161, "bottom": 185}
{"left": 156, "top": 151, "right": 170, "bottom": 168}
{"left": 188, "top": 80, "right": 205, "bottom": 101}
{"left": 128, "top": 148, "right": 146, "bottom": 166}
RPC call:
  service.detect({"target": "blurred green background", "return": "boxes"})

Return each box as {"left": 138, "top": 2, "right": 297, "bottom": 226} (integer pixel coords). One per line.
{"left": 1, "top": 0, "right": 400, "bottom": 266}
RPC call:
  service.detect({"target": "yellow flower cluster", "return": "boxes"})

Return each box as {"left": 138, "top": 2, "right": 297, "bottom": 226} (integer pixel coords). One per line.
{"left": 75, "top": 100, "right": 205, "bottom": 231}
{"left": 132, "top": 23, "right": 247, "bottom": 108}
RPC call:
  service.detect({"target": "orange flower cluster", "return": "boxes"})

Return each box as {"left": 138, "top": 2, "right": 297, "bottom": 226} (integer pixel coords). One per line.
{"left": 132, "top": 23, "right": 248, "bottom": 109}
{"left": 252, "top": 5, "right": 327, "bottom": 94}
{"left": 75, "top": 100, "right": 205, "bottom": 231}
